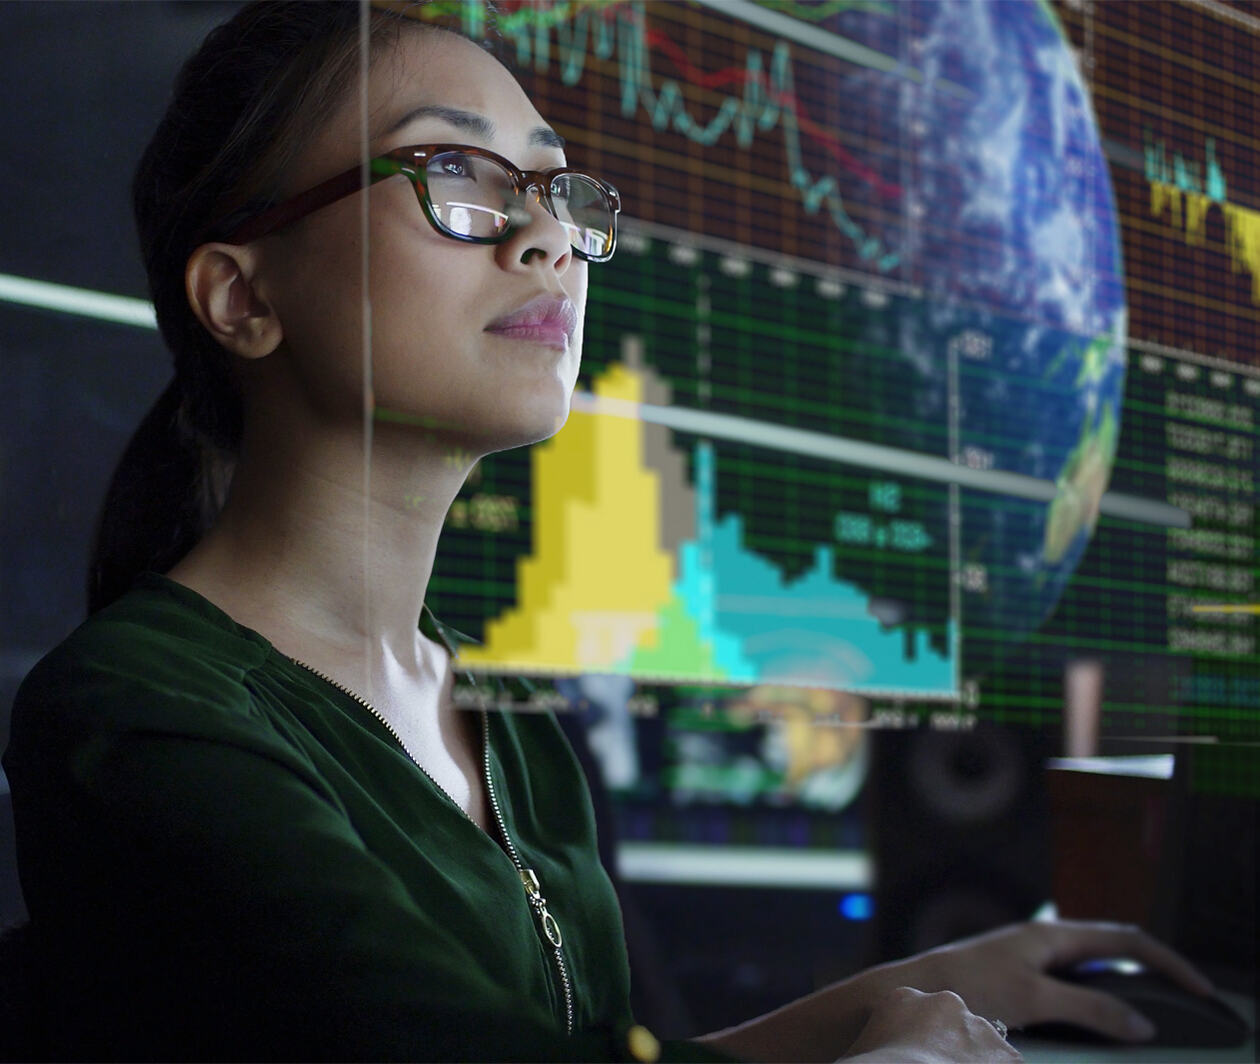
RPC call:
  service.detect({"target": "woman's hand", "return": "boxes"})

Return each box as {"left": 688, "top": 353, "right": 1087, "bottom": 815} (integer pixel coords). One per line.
{"left": 843, "top": 986, "right": 1022, "bottom": 1063}
{"left": 852, "top": 920, "right": 1216, "bottom": 1043}
{"left": 696, "top": 919, "right": 1213, "bottom": 1061}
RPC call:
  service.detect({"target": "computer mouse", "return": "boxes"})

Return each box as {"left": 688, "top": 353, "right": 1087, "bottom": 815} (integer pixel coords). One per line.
{"left": 1019, "top": 958, "right": 1251, "bottom": 1047}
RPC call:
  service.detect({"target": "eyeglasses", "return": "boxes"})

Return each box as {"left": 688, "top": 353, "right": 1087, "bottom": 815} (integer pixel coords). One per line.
{"left": 221, "top": 143, "right": 621, "bottom": 262}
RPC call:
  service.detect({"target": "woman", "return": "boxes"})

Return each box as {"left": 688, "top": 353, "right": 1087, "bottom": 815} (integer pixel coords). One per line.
{"left": 3, "top": 3, "right": 1212, "bottom": 1060}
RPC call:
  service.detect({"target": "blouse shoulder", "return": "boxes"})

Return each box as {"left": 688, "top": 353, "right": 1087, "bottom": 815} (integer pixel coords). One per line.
{"left": 9, "top": 572, "right": 273, "bottom": 743}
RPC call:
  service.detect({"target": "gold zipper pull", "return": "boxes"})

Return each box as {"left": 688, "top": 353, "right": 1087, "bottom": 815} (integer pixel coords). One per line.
{"left": 519, "top": 868, "right": 563, "bottom": 948}
{"left": 519, "top": 868, "right": 541, "bottom": 898}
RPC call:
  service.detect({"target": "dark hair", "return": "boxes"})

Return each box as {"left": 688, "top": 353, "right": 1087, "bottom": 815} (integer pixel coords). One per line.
{"left": 88, "top": 1, "right": 492, "bottom": 614}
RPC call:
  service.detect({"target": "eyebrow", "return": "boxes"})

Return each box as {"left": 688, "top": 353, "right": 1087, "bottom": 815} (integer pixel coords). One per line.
{"left": 385, "top": 104, "right": 565, "bottom": 149}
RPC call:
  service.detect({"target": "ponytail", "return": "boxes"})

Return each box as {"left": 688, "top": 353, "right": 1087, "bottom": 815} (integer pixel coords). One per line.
{"left": 87, "top": 381, "right": 234, "bottom": 614}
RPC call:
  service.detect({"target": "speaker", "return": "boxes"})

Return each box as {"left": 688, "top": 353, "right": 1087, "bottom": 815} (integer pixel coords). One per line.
{"left": 868, "top": 724, "right": 1051, "bottom": 962}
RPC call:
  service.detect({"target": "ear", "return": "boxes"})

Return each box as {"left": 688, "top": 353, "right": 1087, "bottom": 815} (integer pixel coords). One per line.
{"left": 185, "top": 243, "right": 282, "bottom": 360}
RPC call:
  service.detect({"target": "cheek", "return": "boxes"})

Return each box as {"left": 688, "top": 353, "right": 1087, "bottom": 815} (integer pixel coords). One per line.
{"left": 571, "top": 261, "right": 590, "bottom": 309}
{"left": 263, "top": 240, "right": 370, "bottom": 409}
{"left": 266, "top": 210, "right": 363, "bottom": 321}
{"left": 569, "top": 268, "right": 590, "bottom": 369}
{"left": 366, "top": 222, "right": 477, "bottom": 330}
{"left": 568, "top": 318, "right": 586, "bottom": 381}
{"left": 363, "top": 238, "right": 492, "bottom": 412}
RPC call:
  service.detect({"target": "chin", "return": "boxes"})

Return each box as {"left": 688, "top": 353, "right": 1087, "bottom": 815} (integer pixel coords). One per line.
{"left": 492, "top": 393, "right": 574, "bottom": 453}
{"left": 517, "top": 404, "right": 573, "bottom": 449}
{"left": 513, "top": 369, "right": 576, "bottom": 432}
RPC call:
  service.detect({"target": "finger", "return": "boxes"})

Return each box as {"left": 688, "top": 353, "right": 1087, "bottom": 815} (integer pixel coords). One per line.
{"left": 1034, "top": 981, "right": 1157, "bottom": 1042}
{"left": 965, "top": 1011, "right": 1023, "bottom": 1061}
{"left": 1044, "top": 921, "right": 1215, "bottom": 995}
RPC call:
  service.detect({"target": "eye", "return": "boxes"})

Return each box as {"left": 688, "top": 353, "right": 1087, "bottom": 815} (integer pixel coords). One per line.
{"left": 437, "top": 153, "right": 474, "bottom": 179}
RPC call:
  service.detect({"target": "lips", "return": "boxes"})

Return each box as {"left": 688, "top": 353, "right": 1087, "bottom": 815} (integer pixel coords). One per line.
{"left": 485, "top": 295, "right": 578, "bottom": 349}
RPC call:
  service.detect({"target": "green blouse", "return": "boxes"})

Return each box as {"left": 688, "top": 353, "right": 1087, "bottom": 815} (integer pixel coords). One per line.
{"left": 3, "top": 573, "right": 708, "bottom": 1061}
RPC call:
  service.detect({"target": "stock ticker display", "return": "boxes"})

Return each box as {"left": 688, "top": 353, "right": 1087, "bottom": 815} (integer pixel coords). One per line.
{"left": 416, "top": 0, "right": 1259, "bottom": 800}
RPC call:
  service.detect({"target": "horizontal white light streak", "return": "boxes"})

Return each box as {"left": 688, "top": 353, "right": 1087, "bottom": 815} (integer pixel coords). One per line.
{"left": 1046, "top": 754, "right": 1175, "bottom": 779}
{"left": 616, "top": 841, "right": 872, "bottom": 889}
{"left": 572, "top": 392, "right": 1190, "bottom": 529}
{"left": 698, "top": 0, "right": 972, "bottom": 97}
{"left": 1, "top": 272, "right": 1189, "bottom": 530}
{"left": 0, "top": 272, "right": 157, "bottom": 329}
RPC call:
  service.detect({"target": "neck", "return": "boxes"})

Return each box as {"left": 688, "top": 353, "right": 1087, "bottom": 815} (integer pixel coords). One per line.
{"left": 167, "top": 409, "right": 475, "bottom": 684}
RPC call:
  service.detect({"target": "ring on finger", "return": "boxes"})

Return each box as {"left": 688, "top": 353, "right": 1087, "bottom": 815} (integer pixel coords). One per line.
{"left": 989, "top": 1018, "right": 1009, "bottom": 1041}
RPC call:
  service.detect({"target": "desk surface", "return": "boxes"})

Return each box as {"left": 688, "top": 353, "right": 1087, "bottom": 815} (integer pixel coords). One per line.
{"left": 1014, "top": 991, "right": 1255, "bottom": 1063}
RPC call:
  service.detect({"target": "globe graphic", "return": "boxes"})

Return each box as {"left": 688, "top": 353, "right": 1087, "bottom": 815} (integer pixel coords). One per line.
{"left": 832, "top": 0, "right": 1128, "bottom": 642}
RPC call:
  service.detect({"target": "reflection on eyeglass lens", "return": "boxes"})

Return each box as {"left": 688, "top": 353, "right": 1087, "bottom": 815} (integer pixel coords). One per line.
{"left": 427, "top": 152, "right": 612, "bottom": 252}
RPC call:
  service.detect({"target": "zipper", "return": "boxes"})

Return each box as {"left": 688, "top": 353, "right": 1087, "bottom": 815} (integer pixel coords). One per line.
{"left": 289, "top": 659, "right": 575, "bottom": 1034}
{"left": 481, "top": 713, "right": 575, "bottom": 1035}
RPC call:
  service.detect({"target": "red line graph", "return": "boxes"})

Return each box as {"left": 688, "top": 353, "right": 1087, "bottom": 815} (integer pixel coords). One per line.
{"left": 643, "top": 24, "right": 902, "bottom": 201}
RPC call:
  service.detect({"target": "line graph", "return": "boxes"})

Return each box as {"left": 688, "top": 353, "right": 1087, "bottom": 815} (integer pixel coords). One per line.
{"left": 642, "top": 26, "right": 902, "bottom": 202}
{"left": 419, "top": 0, "right": 906, "bottom": 269}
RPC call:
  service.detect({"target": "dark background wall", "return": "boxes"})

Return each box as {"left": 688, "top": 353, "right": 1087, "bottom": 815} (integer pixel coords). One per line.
{"left": 0, "top": 2, "right": 242, "bottom": 750}
{"left": 0, "top": 1, "right": 245, "bottom": 927}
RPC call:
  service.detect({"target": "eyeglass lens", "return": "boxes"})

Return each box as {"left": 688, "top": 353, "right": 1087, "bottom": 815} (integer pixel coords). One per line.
{"left": 425, "top": 151, "right": 614, "bottom": 258}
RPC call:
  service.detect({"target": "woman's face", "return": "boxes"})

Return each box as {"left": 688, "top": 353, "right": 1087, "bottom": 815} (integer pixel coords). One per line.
{"left": 253, "top": 28, "right": 587, "bottom": 458}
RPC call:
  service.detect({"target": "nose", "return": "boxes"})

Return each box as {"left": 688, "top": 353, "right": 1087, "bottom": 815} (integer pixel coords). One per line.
{"left": 496, "top": 183, "right": 574, "bottom": 272}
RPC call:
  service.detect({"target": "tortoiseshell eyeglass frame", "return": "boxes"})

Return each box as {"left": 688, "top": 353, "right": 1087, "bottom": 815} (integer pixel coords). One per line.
{"left": 218, "top": 143, "right": 621, "bottom": 262}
